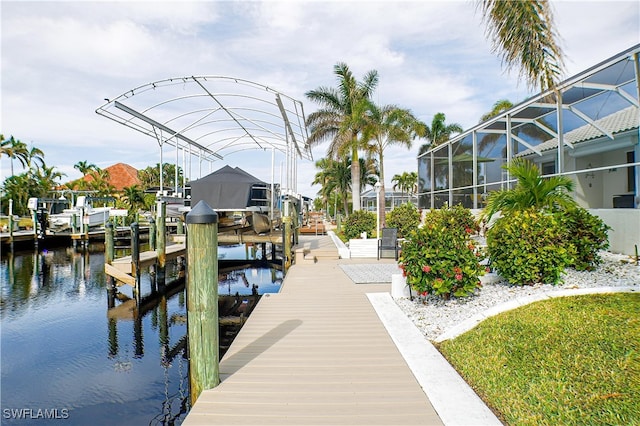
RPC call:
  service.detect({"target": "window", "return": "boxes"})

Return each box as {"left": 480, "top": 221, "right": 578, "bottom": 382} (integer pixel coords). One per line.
{"left": 627, "top": 151, "right": 635, "bottom": 192}
{"left": 541, "top": 161, "right": 555, "bottom": 176}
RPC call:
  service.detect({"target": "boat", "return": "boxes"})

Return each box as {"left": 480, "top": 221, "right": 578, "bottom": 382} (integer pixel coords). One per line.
{"left": 188, "top": 165, "right": 281, "bottom": 234}
{"left": 47, "top": 196, "right": 126, "bottom": 232}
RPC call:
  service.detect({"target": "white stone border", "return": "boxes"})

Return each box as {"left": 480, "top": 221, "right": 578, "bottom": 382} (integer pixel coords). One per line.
{"left": 367, "top": 292, "right": 502, "bottom": 426}
{"left": 434, "top": 286, "right": 638, "bottom": 343}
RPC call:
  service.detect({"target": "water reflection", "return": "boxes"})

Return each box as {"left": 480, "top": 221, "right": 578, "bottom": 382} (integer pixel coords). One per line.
{"left": 1, "top": 243, "right": 282, "bottom": 425}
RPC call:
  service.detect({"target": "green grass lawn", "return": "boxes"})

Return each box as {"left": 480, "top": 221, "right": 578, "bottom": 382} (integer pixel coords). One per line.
{"left": 436, "top": 293, "right": 639, "bottom": 425}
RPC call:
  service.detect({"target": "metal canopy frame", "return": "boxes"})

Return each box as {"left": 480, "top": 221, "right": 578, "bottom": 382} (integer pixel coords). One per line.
{"left": 96, "top": 76, "right": 312, "bottom": 194}
{"left": 418, "top": 44, "right": 640, "bottom": 210}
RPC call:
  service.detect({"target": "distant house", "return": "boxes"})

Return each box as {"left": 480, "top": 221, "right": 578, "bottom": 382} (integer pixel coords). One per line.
{"left": 360, "top": 188, "right": 418, "bottom": 212}
{"left": 80, "top": 163, "right": 141, "bottom": 191}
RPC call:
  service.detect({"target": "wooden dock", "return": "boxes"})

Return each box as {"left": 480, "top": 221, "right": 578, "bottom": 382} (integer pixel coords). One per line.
{"left": 105, "top": 243, "right": 187, "bottom": 286}
{"left": 183, "top": 235, "right": 443, "bottom": 425}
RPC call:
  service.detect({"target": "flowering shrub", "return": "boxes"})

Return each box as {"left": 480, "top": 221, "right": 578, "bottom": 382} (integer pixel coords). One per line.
{"left": 398, "top": 206, "right": 485, "bottom": 299}
{"left": 486, "top": 209, "right": 576, "bottom": 285}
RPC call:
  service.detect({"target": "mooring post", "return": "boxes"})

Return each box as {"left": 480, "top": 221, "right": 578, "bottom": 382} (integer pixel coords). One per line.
{"left": 177, "top": 218, "right": 184, "bottom": 235}
{"left": 131, "top": 222, "right": 141, "bottom": 304}
{"left": 105, "top": 222, "right": 116, "bottom": 303}
{"left": 8, "top": 199, "right": 14, "bottom": 251}
{"left": 105, "top": 223, "right": 115, "bottom": 265}
{"left": 149, "top": 217, "right": 156, "bottom": 251}
{"left": 156, "top": 200, "right": 167, "bottom": 287}
{"left": 186, "top": 200, "right": 219, "bottom": 405}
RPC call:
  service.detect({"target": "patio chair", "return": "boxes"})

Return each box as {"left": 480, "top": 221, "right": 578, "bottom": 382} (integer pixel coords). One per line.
{"left": 378, "top": 227, "right": 399, "bottom": 260}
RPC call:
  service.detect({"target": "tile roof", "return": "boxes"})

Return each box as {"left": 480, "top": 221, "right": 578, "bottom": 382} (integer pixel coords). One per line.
{"left": 516, "top": 105, "right": 639, "bottom": 157}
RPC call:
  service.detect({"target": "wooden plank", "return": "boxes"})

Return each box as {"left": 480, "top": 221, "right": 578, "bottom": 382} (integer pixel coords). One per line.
{"left": 105, "top": 262, "right": 136, "bottom": 287}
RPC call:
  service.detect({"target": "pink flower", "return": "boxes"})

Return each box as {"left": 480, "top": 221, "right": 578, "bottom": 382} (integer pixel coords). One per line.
{"left": 455, "top": 273, "right": 463, "bottom": 281}
{"left": 422, "top": 265, "right": 432, "bottom": 273}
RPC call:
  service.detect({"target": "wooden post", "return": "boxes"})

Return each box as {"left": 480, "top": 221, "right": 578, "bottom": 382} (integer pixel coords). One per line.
{"left": 156, "top": 201, "right": 166, "bottom": 287}
{"left": 31, "top": 208, "right": 38, "bottom": 244}
{"left": 177, "top": 218, "right": 184, "bottom": 235}
{"left": 105, "top": 223, "right": 115, "bottom": 265}
{"left": 8, "top": 199, "right": 14, "bottom": 251}
{"left": 131, "top": 222, "right": 141, "bottom": 304}
{"left": 283, "top": 216, "right": 292, "bottom": 271}
{"left": 186, "top": 200, "right": 219, "bottom": 405}
{"left": 149, "top": 218, "right": 156, "bottom": 251}
{"left": 105, "top": 222, "right": 116, "bottom": 300}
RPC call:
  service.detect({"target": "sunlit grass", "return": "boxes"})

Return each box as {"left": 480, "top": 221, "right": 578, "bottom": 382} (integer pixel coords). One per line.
{"left": 437, "top": 293, "right": 639, "bottom": 425}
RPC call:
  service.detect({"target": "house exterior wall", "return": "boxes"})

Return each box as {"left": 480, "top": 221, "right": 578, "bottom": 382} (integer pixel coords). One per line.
{"left": 590, "top": 209, "right": 640, "bottom": 255}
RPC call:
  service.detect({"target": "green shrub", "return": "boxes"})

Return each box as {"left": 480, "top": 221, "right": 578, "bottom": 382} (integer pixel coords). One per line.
{"left": 425, "top": 204, "right": 479, "bottom": 234}
{"left": 385, "top": 203, "right": 421, "bottom": 238}
{"left": 399, "top": 205, "right": 485, "bottom": 299}
{"left": 342, "top": 210, "right": 376, "bottom": 240}
{"left": 560, "top": 207, "right": 610, "bottom": 271}
{"left": 487, "top": 209, "right": 576, "bottom": 285}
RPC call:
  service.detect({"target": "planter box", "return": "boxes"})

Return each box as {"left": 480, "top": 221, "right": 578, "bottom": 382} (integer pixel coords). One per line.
{"left": 348, "top": 238, "right": 378, "bottom": 258}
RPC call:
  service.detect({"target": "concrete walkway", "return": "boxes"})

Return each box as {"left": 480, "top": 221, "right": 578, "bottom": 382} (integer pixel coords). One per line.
{"left": 184, "top": 234, "right": 502, "bottom": 425}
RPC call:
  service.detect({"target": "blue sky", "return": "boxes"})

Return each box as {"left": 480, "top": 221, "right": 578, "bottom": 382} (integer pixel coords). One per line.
{"left": 1, "top": 0, "right": 639, "bottom": 200}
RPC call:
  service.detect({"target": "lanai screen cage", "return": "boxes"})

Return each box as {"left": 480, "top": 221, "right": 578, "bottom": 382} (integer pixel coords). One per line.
{"left": 418, "top": 45, "right": 640, "bottom": 210}
{"left": 96, "top": 76, "right": 312, "bottom": 198}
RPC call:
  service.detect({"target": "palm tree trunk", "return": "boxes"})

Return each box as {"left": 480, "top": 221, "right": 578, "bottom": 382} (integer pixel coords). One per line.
{"left": 378, "top": 152, "right": 386, "bottom": 229}
{"left": 351, "top": 145, "right": 361, "bottom": 212}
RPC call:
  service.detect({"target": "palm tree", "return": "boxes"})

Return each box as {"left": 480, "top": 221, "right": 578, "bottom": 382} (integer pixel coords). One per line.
{"left": 1, "top": 135, "right": 29, "bottom": 175}
{"left": 418, "top": 113, "right": 463, "bottom": 154}
{"left": 312, "top": 157, "right": 335, "bottom": 214}
{"left": 480, "top": 99, "right": 514, "bottom": 122}
{"left": 363, "top": 103, "right": 426, "bottom": 227}
{"left": 478, "top": 0, "right": 565, "bottom": 92}
{"left": 74, "top": 160, "right": 98, "bottom": 177}
{"left": 481, "top": 158, "right": 576, "bottom": 222}
{"left": 391, "top": 171, "right": 418, "bottom": 201}
{"left": 122, "top": 185, "right": 146, "bottom": 213}
{"left": 306, "top": 62, "right": 379, "bottom": 212}
{"left": 313, "top": 157, "right": 352, "bottom": 216}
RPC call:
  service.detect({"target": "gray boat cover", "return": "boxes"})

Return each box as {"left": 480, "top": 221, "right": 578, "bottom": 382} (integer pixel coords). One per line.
{"left": 189, "top": 165, "right": 266, "bottom": 211}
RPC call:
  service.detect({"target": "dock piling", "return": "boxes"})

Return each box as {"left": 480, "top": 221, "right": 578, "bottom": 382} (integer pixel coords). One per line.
{"left": 156, "top": 201, "right": 166, "bottom": 287}
{"left": 131, "top": 222, "right": 141, "bottom": 305}
{"left": 186, "top": 200, "right": 220, "bottom": 405}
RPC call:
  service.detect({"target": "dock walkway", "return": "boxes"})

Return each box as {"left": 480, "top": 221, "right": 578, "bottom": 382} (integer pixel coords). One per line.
{"left": 184, "top": 234, "right": 443, "bottom": 425}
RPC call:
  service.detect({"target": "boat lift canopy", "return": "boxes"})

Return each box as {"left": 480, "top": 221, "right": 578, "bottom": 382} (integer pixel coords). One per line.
{"left": 96, "top": 76, "right": 312, "bottom": 194}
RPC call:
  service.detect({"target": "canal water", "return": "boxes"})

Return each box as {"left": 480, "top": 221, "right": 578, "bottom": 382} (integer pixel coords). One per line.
{"left": 0, "top": 243, "right": 283, "bottom": 425}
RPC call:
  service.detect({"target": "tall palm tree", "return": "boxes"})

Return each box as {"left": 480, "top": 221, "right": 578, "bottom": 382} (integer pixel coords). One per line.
{"left": 481, "top": 158, "right": 576, "bottom": 222}
{"left": 1, "top": 135, "right": 29, "bottom": 175}
{"left": 26, "top": 146, "right": 45, "bottom": 170}
{"left": 418, "top": 113, "right": 463, "bottom": 154}
{"left": 478, "top": 0, "right": 565, "bottom": 92}
{"left": 363, "top": 103, "right": 426, "bottom": 227}
{"left": 306, "top": 62, "right": 379, "bottom": 212}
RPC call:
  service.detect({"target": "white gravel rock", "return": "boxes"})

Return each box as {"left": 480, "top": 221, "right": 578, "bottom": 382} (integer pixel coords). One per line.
{"left": 395, "top": 251, "right": 640, "bottom": 341}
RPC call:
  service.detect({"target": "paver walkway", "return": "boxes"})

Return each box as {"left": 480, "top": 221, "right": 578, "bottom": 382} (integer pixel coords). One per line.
{"left": 183, "top": 235, "right": 443, "bottom": 425}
